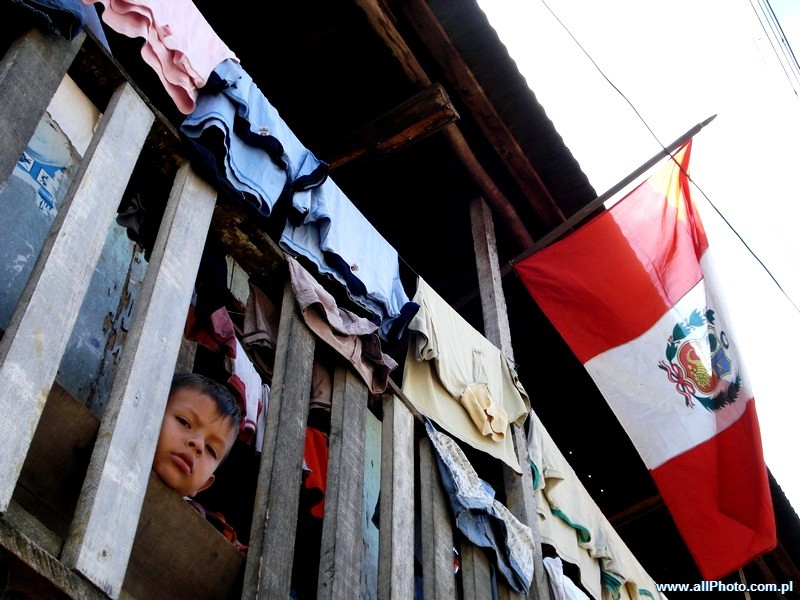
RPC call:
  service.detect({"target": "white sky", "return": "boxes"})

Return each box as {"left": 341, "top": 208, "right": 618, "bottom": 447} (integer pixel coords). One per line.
{"left": 478, "top": 0, "right": 800, "bottom": 512}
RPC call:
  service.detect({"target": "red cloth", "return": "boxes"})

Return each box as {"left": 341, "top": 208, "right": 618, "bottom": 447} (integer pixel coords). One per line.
{"left": 514, "top": 141, "right": 775, "bottom": 579}
{"left": 185, "top": 304, "right": 237, "bottom": 358}
{"left": 303, "top": 427, "right": 329, "bottom": 519}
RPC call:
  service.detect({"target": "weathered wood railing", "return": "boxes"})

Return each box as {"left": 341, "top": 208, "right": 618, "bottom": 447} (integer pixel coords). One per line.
{"left": 0, "top": 22, "right": 548, "bottom": 600}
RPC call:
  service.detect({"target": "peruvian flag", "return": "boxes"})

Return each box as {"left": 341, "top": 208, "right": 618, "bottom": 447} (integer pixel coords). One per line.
{"left": 514, "top": 141, "right": 775, "bottom": 580}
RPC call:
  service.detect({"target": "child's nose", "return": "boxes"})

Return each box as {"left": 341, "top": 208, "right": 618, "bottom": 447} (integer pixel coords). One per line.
{"left": 187, "top": 437, "right": 203, "bottom": 455}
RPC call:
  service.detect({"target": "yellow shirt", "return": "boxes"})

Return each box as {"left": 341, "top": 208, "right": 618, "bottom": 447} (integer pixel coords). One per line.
{"left": 402, "top": 277, "right": 529, "bottom": 472}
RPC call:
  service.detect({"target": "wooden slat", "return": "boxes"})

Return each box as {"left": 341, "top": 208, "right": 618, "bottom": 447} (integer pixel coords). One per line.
{"left": 460, "top": 543, "right": 493, "bottom": 600}
{"left": 61, "top": 163, "right": 217, "bottom": 598}
{"left": 361, "top": 410, "right": 382, "bottom": 599}
{"left": 174, "top": 337, "right": 198, "bottom": 373}
{"left": 0, "top": 518, "right": 106, "bottom": 600}
{"left": 0, "top": 82, "right": 153, "bottom": 514}
{"left": 419, "top": 436, "right": 456, "bottom": 600}
{"left": 15, "top": 383, "right": 99, "bottom": 540}
{"left": 16, "top": 380, "right": 244, "bottom": 599}
{"left": 470, "top": 197, "right": 514, "bottom": 357}
{"left": 0, "top": 29, "right": 84, "bottom": 185}
{"left": 4, "top": 501, "right": 63, "bottom": 558}
{"left": 377, "top": 395, "right": 415, "bottom": 600}
{"left": 470, "top": 196, "right": 548, "bottom": 600}
{"left": 502, "top": 427, "right": 548, "bottom": 600}
{"left": 317, "top": 368, "right": 368, "bottom": 599}
{"left": 121, "top": 473, "right": 245, "bottom": 600}
{"left": 242, "top": 283, "right": 315, "bottom": 599}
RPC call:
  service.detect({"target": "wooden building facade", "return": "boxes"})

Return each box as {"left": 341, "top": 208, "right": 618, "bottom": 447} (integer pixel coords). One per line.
{"left": 1, "top": 1, "right": 799, "bottom": 599}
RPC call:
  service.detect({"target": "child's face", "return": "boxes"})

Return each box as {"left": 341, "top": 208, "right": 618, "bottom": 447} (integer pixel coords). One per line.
{"left": 152, "top": 388, "right": 238, "bottom": 497}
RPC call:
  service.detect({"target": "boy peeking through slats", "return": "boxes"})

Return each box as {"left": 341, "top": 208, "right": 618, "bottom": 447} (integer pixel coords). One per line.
{"left": 153, "top": 373, "right": 241, "bottom": 497}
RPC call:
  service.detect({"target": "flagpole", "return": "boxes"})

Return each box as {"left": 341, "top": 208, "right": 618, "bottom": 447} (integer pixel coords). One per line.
{"left": 501, "top": 114, "right": 717, "bottom": 276}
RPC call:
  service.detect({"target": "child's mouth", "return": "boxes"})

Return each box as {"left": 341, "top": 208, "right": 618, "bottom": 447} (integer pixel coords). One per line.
{"left": 172, "top": 452, "right": 194, "bottom": 474}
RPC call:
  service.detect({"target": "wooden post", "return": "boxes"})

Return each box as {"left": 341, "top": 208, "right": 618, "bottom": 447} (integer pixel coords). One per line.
{"left": 470, "top": 198, "right": 514, "bottom": 356}
{"left": 242, "top": 284, "right": 315, "bottom": 599}
{"left": 377, "top": 395, "right": 415, "bottom": 600}
{"left": 361, "top": 410, "right": 382, "bottom": 599}
{"left": 0, "top": 82, "right": 153, "bottom": 515}
{"left": 317, "top": 368, "right": 368, "bottom": 599}
{"left": 501, "top": 427, "right": 545, "bottom": 600}
{"left": 469, "top": 197, "right": 548, "bottom": 600}
{"left": 418, "top": 436, "right": 456, "bottom": 600}
{"left": 0, "top": 29, "right": 84, "bottom": 186}
{"left": 460, "top": 544, "right": 494, "bottom": 600}
{"left": 61, "top": 163, "right": 217, "bottom": 598}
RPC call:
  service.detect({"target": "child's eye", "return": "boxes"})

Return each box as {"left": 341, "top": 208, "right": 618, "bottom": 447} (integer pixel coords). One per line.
{"left": 176, "top": 416, "right": 190, "bottom": 428}
{"left": 206, "top": 445, "right": 218, "bottom": 459}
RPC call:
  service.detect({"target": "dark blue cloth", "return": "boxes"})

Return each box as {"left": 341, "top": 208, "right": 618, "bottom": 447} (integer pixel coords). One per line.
{"left": 280, "top": 177, "right": 416, "bottom": 341}
{"left": 8, "top": 0, "right": 85, "bottom": 39}
{"left": 181, "top": 59, "right": 327, "bottom": 217}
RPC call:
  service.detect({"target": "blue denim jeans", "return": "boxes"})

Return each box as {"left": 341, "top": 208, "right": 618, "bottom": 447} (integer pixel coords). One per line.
{"left": 425, "top": 420, "right": 534, "bottom": 594}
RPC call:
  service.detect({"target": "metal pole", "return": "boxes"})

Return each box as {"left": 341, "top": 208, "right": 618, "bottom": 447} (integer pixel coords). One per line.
{"left": 502, "top": 114, "right": 717, "bottom": 274}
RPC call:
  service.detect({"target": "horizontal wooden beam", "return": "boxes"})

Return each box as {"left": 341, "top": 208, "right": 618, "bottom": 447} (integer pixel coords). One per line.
{"left": 329, "top": 83, "right": 459, "bottom": 168}
{"left": 401, "top": 0, "right": 565, "bottom": 227}
{"left": 607, "top": 495, "right": 664, "bottom": 529}
{"left": 352, "top": 0, "right": 534, "bottom": 250}
{"left": 210, "top": 199, "right": 286, "bottom": 284}
{"left": 0, "top": 517, "right": 107, "bottom": 600}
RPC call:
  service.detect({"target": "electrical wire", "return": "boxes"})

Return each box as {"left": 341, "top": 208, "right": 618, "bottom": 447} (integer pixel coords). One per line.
{"left": 538, "top": 0, "right": 800, "bottom": 314}
{"left": 749, "top": 0, "right": 800, "bottom": 97}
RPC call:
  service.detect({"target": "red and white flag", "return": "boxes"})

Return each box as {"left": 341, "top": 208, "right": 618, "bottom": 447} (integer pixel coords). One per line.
{"left": 514, "top": 141, "right": 775, "bottom": 580}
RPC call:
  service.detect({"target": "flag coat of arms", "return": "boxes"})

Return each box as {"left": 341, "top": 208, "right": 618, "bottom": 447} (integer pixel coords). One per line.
{"left": 514, "top": 141, "right": 775, "bottom": 580}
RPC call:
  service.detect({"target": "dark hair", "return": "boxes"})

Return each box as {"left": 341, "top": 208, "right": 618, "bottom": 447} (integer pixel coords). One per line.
{"left": 169, "top": 372, "right": 242, "bottom": 434}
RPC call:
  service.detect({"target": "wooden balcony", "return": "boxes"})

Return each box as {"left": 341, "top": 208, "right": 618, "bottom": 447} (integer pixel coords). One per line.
{"left": 0, "top": 22, "right": 548, "bottom": 600}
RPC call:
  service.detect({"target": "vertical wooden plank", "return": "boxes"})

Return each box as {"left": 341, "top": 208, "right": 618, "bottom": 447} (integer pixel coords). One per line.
{"left": 361, "top": 410, "right": 381, "bottom": 600}
{"left": 502, "top": 427, "right": 548, "bottom": 600}
{"left": 377, "top": 395, "right": 415, "bottom": 600}
{"left": 460, "top": 544, "right": 493, "bottom": 600}
{"left": 0, "top": 29, "right": 84, "bottom": 185}
{"left": 175, "top": 337, "right": 197, "bottom": 373}
{"left": 61, "top": 163, "right": 216, "bottom": 598}
{"left": 470, "top": 196, "right": 514, "bottom": 358}
{"left": 470, "top": 196, "right": 548, "bottom": 600}
{"left": 419, "top": 436, "right": 456, "bottom": 600}
{"left": 0, "top": 82, "right": 153, "bottom": 514}
{"left": 242, "top": 284, "right": 315, "bottom": 599}
{"left": 317, "top": 368, "right": 368, "bottom": 599}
